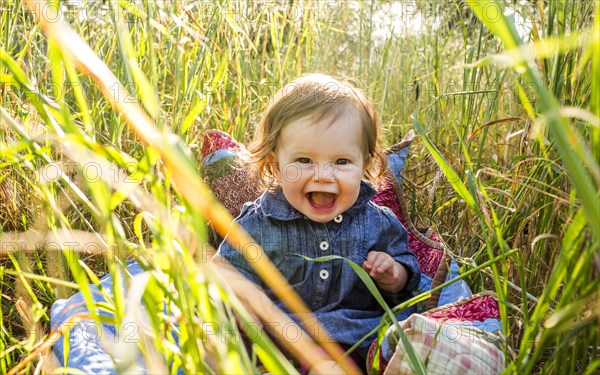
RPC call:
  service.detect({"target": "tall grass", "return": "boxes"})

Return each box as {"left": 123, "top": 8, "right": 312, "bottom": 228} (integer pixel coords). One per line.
{"left": 1, "top": 0, "right": 598, "bottom": 373}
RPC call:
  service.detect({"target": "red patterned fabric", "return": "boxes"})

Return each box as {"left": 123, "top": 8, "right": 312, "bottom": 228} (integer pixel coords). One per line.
{"left": 372, "top": 180, "right": 443, "bottom": 278}
{"left": 201, "top": 130, "right": 242, "bottom": 157}
{"left": 367, "top": 340, "right": 389, "bottom": 374}
{"left": 371, "top": 182, "right": 405, "bottom": 223}
{"left": 428, "top": 230, "right": 440, "bottom": 242}
{"left": 410, "top": 244, "right": 443, "bottom": 279}
{"left": 425, "top": 295, "right": 500, "bottom": 322}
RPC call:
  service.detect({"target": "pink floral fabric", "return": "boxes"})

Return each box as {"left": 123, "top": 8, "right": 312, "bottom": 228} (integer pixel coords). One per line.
{"left": 425, "top": 294, "right": 500, "bottom": 322}
{"left": 201, "top": 129, "right": 242, "bottom": 156}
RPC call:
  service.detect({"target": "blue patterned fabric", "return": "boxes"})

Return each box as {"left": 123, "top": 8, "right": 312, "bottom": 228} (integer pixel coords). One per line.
{"left": 50, "top": 262, "right": 149, "bottom": 374}
{"left": 386, "top": 146, "right": 409, "bottom": 183}
{"left": 417, "top": 259, "right": 472, "bottom": 307}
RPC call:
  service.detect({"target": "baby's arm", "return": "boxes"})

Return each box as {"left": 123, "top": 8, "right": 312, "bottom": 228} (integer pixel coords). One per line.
{"left": 362, "top": 251, "right": 410, "bottom": 294}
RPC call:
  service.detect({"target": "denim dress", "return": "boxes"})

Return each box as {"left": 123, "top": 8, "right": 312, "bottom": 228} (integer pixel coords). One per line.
{"left": 216, "top": 181, "right": 421, "bottom": 361}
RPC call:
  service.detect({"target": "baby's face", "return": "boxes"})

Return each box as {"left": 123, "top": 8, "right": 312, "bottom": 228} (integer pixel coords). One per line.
{"left": 273, "top": 111, "right": 367, "bottom": 223}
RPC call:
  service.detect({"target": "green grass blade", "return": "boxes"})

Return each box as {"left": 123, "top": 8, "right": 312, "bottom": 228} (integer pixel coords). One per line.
{"left": 411, "top": 114, "right": 478, "bottom": 210}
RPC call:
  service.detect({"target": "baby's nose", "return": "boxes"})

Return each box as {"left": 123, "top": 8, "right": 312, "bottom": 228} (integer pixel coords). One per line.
{"left": 312, "top": 162, "right": 337, "bottom": 182}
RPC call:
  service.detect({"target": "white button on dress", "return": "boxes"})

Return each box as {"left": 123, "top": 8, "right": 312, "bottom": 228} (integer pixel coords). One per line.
{"left": 319, "top": 270, "right": 329, "bottom": 280}
{"left": 319, "top": 241, "right": 329, "bottom": 251}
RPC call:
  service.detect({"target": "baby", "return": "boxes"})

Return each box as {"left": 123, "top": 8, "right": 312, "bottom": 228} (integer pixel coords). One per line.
{"left": 214, "top": 73, "right": 421, "bottom": 366}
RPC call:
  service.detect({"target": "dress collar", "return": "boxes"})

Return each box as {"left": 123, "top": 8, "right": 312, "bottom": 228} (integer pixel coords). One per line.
{"left": 258, "top": 180, "right": 377, "bottom": 221}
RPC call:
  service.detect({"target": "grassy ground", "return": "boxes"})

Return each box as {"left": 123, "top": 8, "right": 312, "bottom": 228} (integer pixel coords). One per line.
{"left": 1, "top": 0, "right": 598, "bottom": 373}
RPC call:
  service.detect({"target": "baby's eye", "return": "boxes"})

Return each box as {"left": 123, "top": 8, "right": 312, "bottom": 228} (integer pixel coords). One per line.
{"left": 335, "top": 159, "right": 349, "bottom": 165}
{"left": 297, "top": 157, "right": 311, "bottom": 164}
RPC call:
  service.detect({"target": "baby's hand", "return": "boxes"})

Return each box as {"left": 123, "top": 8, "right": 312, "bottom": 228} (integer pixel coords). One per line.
{"left": 362, "top": 251, "right": 408, "bottom": 294}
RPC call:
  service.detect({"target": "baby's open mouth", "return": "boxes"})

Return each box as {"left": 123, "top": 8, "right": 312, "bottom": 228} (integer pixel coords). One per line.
{"left": 306, "top": 192, "right": 336, "bottom": 209}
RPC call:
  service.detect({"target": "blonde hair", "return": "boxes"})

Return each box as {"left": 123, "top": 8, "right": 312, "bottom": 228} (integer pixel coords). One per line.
{"left": 248, "top": 73, "right": 386, "bottom": 186}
